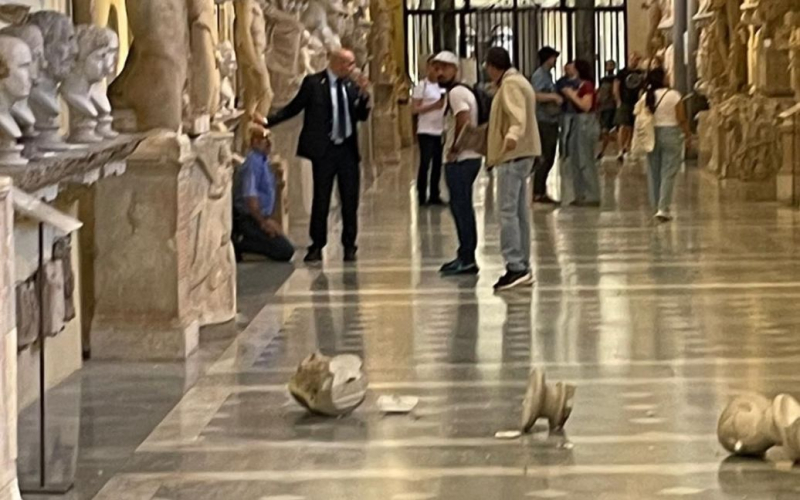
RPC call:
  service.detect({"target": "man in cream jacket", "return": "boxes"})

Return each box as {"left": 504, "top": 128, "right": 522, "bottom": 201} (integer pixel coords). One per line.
{"left": 485, "top": 47, "right": 542, "bottom": 291}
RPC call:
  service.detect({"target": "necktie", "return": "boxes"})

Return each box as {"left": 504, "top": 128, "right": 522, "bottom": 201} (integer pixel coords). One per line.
{"left": 336, "top": 78, "right": 347, "bottom": 142}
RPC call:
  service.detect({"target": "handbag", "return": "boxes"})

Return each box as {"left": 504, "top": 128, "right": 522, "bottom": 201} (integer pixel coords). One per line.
{"left": 631, "top": 90, "right": 670, "bottom": 155}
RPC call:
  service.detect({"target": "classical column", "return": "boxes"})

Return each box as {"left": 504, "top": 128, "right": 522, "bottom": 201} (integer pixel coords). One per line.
{"left": 0, "top": 177, "right": 22, "bottom": 500}
{"left": 673, "top": 0, "right": 688, "bottom": 94}
{"left": 575, "top": 0, "right": 595, "bottom": 68}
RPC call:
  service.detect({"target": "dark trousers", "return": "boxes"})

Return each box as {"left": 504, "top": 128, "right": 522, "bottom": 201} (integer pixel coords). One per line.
{"left": 311, "top": 141, "right": 360, "bottom": 250}
{"left": 417, "top": 134, "right": 443, "bottom": 202}
{"left": 534, "top": 121, "right": 560, "bottom": 196}
{"left": 233, "top": 213, "right": 295, "bottom": 262}
{"left": 445, "top": 158, "right": 482, "bottom": 264}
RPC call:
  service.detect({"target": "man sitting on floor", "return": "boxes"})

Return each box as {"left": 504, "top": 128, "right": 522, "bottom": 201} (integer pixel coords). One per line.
{"left": 232, "top": 126, "right": 295, "bottom": 262}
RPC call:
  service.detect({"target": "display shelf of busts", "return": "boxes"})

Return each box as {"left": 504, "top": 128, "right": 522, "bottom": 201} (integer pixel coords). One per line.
{"left": 0, "top": 135, "right": 144, "bottom": 202}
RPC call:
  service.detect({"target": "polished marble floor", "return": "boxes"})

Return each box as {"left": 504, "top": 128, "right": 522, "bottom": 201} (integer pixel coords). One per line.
{"left": 28, "top": 158, "right": 800, "bottom": 499}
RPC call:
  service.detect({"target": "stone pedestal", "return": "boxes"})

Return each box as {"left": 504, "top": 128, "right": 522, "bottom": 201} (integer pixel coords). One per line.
{"left": 0, "top": 177, "right": 22, "bottom": 500}
{"left": 778, "top": 109, "right": 800, "bottom": 204}
{"left": 91, "top": 132, "right": 236, "bottom": 360}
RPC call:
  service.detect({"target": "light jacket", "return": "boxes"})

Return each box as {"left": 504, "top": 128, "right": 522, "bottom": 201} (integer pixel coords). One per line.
{"left": 486, "top": 68, "right": 542, "bottom": 167}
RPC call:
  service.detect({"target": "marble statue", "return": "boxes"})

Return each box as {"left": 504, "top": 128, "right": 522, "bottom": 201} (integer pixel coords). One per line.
{"left": 645, "top": 0, "right": 663, "bottom": 60}
{"left": 263, "top": 0, "right": 313, "bottom": 108}
{"left": 658, "top": 0, "right": 674, "bottom": 29}
{"left": 185, "top": 0, "right": 221, "bottom": 134}
{"left": 740, "top": 0, "right": 799, "bottom": 96}
{"left": 93, "top": 28, "right": 120, "bottom": 139}
{"left": 0, "top": 24, "right": 43, "bottom": 140}
{"left": 719, "top": 393, "right": 800, "bottom": 461}
{"left": 27, "top": 11, "right": 78, "bottom": 150}
{"left": 302, "top": 0, "right": 342, "bottom": 52}
{"left": 216, "top": 41, "right": 237, "bottom": 118}
{"left": 289, "top": 353, "right": 368, "bottom": 416}
{"left": 62, "top": 25, "right": 116, "bottom": 144}
{"left": 521, "top": 368, "right": 575, "bottom": 433}
{"left": 790, "top": 13, "right": 800, "bottom": 101}
{"left": 232, "top": 0, "right": 272, "bottom": 122}
{"left": 693, "top": 0, "right": 748, "bottom": 102}
{"left": 109, "top": 0, "right": 188, "bottom": 132}
{"left": 0, "top": 36, "right": 33, "bottom": 167}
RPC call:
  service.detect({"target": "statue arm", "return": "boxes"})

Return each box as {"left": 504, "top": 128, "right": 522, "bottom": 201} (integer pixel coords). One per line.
{"left": 267, "top": 75, "right": 311, "bottom": 126}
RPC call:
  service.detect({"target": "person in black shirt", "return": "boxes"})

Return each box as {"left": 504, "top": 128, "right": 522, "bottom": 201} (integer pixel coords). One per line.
{"left": 597, "top": 60, "right": 617, "bottom": 159}
{"left": 614, "top": 52, "right": 644, "bottom": 162}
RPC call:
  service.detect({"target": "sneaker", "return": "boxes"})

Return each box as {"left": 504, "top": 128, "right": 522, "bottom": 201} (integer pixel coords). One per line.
{"left": 440, "top": 259, "right": 479, "bottom": 276}
{"left": 654, "top": 211, "right": 673, "bottom": 223}
{"left": 344, "top": 247, "right": 358, "bottom": 262}
{"left": 439, "top": 259, "right": 460, "bottom": 273}
{"left": 534, "top": 195, "right": 559, "bottom": 205}
{"left": 493, "top": 270, "right": 533, "bottom": 291}
{"left": 428, "top": 198, "right": 447, "bottom": 207}
{"left": 304, "top": 247, "right": 323, "bottom": 263}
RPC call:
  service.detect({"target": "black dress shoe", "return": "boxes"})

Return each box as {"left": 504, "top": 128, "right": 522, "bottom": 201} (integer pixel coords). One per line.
{"left": 304, "top": 248, "right": 322, "bottom": 263}
{"left": 344, "top": 247, "right": 358, "bottom": 262}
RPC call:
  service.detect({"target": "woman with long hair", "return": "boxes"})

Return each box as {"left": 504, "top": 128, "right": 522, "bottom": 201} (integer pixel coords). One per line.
{"left": 561, "top": 59, "right": 601, "bottom": 206}
{"left": 638, "top": 68, "right": 691, "bottom": 222}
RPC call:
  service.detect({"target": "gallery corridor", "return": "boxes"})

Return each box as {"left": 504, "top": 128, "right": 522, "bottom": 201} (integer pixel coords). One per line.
{"left": 39, "top": 161, "right": 800, "bottom": 499}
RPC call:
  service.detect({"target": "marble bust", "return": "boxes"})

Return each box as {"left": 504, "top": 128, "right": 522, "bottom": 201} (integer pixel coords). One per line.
{"left": 91, "top": 28, "right": 119, "bottom": 139}
{"left": 216, "top": 40, "right": 237, "bottom": 118}
{"left": 0, "top": 24, "right": 43, "bottom": 139}
{"left": 0, "top": 35, "right": 33, "bottom": 167}
{"left": 27, "top": 10, "right": 78, "bottom": 150}
{"left": 62, "top": 25, "right": 115, "bottom": 144}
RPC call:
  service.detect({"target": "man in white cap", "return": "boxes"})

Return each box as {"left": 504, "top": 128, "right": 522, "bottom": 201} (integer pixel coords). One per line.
{"left": 433, "top": 50, "right": 483, "bottom": 276}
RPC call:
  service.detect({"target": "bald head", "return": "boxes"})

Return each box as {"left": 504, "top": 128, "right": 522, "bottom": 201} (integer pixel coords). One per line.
{"left": 329, "top": 48, "right": 355, "bottom": 79}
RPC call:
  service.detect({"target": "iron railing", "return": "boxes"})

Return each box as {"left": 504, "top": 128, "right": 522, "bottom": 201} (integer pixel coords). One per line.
{"left": 405, "top": 0, "right": 627, "bottom": 85}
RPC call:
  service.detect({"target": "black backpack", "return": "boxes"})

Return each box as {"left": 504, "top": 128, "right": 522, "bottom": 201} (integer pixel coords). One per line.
{"left": 449, "top": 83, "right": 493, "bottom": 125}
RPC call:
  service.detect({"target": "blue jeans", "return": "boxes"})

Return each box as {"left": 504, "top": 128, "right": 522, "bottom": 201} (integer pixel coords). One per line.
{"left": 497, "top": 157, "right": 533, "bottom": 272}
{"left": 647, "top": 126, "right": 684, "bottom": 213}
{"left": 568, "top": 113, "right": 601, "bottom": 203}
{"left": 445, "top": 158, "right": 482, "bottom": 264}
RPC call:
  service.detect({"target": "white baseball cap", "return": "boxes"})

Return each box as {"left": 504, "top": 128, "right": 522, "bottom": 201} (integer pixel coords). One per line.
{"left": 432, "top": 51, "right": 459, "bottom": 66}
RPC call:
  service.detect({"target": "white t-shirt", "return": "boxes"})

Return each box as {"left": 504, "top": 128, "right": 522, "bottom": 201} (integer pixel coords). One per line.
{"left": 412, "top": 78, "right": 445, "bottom": 136}
{"left": 649, "top": 88, "right": 683, "bottom": 127}
{"left": 444, "top": 85, "right": 482, "bottom": 162}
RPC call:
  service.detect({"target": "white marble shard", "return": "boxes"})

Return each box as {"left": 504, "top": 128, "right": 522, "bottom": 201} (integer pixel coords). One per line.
{"left": 657, "top": 487, "right": 707, "bottom": 496}
{"left": 525, "top": 490, "right": 569, "bottom": 498}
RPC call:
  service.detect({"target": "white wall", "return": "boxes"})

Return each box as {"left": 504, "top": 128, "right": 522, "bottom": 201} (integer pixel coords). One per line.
{"left": 14, "top": 201, "right": 83, "bottom": 412}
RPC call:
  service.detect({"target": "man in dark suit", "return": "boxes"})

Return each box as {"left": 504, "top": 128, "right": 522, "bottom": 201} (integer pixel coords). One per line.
{"left": 262, "top": 48, "right": 371, "bottom": 263}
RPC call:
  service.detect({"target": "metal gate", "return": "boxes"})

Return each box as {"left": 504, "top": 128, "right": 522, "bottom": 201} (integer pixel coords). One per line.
{"left": 405, "top": 0, "right": 627, "bottom": 85}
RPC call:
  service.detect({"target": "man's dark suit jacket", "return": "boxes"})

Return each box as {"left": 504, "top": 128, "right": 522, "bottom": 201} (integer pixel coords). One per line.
{"left": 267, "top": 70, "right": 371, "bottom": 163}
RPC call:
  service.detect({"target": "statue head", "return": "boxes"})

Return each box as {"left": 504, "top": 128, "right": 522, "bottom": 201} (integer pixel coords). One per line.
{"left": 0, "top": 24, "right": 44, "bottom": 84}
{"left": 74, "top": 25, "right": 115, "bottom": 84}
{"left": 217, "top": 41, "right": 237, "bottom": 79}
{"left": 0, "top": 35, "right": 33, "bottom": 105}
{"left": 718, "top": 394, "right": 777, "bottom": 457}
{"left": 28, "top": 10, "right": 77, "bottom": 81}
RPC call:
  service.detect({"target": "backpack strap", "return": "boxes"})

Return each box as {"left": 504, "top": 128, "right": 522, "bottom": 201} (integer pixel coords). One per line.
{"left": 653, "top": 90, "right": 670, "bottom": 112}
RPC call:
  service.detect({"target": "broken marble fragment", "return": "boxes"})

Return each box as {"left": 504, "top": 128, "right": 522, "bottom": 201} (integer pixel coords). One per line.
{"left": 288, "top": 353, "right": 367, "bottom": 416}
{"left": 718, "top": 393, "right": 800, "bottom": 461}
{"left": 521, "top": 368, "right": 576, "bottom": 433}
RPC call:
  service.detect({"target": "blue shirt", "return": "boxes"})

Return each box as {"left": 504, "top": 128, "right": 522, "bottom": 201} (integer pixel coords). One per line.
{"left": 235, "top": 150, "right": 276, "bottom": 218}
{"left": 531, "top": 66, "right": 558, "bottom": 123}
{"left": 327, "top": 68, "right": 353, "bottom": 143}
{"left": 556, "top": 76, "right": 580, "bottom": 114}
